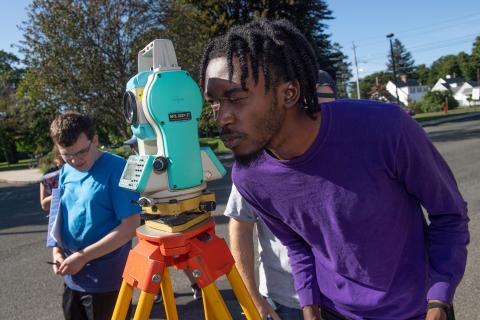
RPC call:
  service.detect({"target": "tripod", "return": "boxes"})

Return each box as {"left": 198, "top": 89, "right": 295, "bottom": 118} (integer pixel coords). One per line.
{"left": 111, "top": 205, "right": 261, "bottom": 320}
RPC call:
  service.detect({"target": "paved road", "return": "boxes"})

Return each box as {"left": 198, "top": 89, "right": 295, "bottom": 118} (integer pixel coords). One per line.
{"left": 423, "top": 115, "right": 480, "bottom": 320}
{"left": 0, "top": 116, "right": 479, "bottom": 319}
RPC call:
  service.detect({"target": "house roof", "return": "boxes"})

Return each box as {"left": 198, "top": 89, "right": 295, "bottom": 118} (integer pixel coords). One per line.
{"left": 444, "top": 77, "right": 464, "bottom": 85}
{"left": 437, "top": 83, "right": 450, "bottom": 90}
{"left": 466, "top": 80, "right": 479, "bottom": 87}
{"left": 396, "top": 79, "right": 420, "bottom": 87}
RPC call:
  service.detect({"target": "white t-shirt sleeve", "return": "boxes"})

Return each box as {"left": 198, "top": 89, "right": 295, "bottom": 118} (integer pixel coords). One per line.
{"left": 224, "top": 184, "right": 258, "bottom": 222}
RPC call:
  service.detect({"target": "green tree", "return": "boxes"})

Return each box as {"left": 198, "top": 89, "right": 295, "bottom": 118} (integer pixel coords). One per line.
{"left": 428, "top": 55, "right": 463, "bottom": 84}
{"left": 456, "top": 51, "right": 473, "bottom": 81}
{"left": 330, "top": 43, "right": 352, "bottom": 98}
{"left": 386, "top": 38, "right": 416, "bottom": 78}
{"left": 19, "top": 0, "right": 169, "bottom": 145}
{"left": 0, "top": 51, "right": 24, "bottom": 164}
{"left": 357, "top": 71, "right": 391, "bottom": 100}
{"left": 470, "top": 36, "right": 480, "bottom": 82}
{"left": 181, "top": 0, "right": 340, "bottom": 76}
{"left": 15, "top": 68, "right": 58, "bottom": 154}
{"left": 414, "top": 64, "right": 431, "bottom": 85}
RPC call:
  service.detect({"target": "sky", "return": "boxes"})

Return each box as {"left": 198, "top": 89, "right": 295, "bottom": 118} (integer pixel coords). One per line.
{"left": 1, "top": 0, "right": 479, "bottom": 80}
{"left": 326, "top": 0, "right": 480, "bottom": 79}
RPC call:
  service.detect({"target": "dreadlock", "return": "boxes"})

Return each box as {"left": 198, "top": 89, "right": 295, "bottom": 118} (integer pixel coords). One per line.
{"left": 199, "top": 18, "right": 320, "bottom": 118}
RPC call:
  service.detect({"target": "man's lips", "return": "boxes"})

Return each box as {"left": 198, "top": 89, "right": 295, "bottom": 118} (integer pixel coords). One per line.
{"left": 221, "top": 135, "right": 243, "bottom": 149}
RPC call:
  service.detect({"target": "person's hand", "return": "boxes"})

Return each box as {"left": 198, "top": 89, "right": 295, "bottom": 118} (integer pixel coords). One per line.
{"left": 425, "top": 300, "right": 448, "bottom": 320}
{"left": 425, "top": 308, "right": 447, "bottom": 320}
{"left": 57, "top": 251, "right": 87, "bottom": 275}
{"left": 302, "top": 304, "right": 321, "bottom": 320}
{"left": 52, "top": 247, "right": 65, "bottom": 275}
{"left": 251, "top": 295, "right": 281, "bottom": 320}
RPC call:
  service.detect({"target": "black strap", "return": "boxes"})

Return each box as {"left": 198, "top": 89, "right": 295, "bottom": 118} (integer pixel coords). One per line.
{"left": 427, "top": 302, "right": 455, "bottom": 320}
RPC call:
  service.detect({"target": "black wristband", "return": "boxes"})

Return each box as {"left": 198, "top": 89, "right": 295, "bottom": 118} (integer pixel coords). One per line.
{"left": 427, "top": 302, "right": 455, "bottom": 320}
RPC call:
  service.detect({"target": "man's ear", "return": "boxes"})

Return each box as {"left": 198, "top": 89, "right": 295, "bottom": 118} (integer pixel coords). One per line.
{"left": 282, "top": 80, "right": 301, "bottom": 109}
{"left": 93, "top": 134, "right": 99, "bottom": 146}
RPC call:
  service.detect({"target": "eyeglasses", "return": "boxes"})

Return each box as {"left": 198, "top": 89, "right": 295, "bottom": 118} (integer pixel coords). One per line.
{"left": 60, "top": 141, "right": 92, "bottom": 160}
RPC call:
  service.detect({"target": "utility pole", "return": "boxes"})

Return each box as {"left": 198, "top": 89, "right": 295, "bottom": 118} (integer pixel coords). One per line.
{"left": 386, "top": 33, "right": 400, "bottom": 106}
{"left": 352, "top": 42, "right": 361, "bottom": 99}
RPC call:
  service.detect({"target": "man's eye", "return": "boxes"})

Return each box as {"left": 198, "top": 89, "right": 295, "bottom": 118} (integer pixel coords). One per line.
{"left": 228, "top": 96, "right": 247, "bottom": 103}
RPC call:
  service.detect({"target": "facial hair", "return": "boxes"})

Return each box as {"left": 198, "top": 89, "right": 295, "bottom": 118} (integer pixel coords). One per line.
{"left": 234, "top": 94, "right": 285, "bottom": 168}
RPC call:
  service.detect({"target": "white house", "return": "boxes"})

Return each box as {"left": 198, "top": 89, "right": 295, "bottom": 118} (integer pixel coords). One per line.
{"left": 386, "top": 75, "right": 429, "bottom": 106}
{"left": 453, "top": 81, "right": 480, "bottom": 107}
{"left": 431, "top": 75, "right": 464, "bottom": 93}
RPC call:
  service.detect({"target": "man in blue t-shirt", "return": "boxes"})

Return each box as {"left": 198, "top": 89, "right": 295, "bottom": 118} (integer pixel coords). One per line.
{"left": 49, "top": 111, "right": 140, "bottom": 320}
{"left": 200, "top": 19, "right": 467, "bottom": 320}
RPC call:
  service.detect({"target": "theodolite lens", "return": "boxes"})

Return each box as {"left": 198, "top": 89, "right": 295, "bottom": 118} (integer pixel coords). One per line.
{"left": 123, "top": 91, "right": 138, "bottom": 125}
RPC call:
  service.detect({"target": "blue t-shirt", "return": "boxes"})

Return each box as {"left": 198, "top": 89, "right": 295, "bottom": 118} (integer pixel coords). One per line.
{"left": 59, "top": 152, "right": 140, "bottom": 292}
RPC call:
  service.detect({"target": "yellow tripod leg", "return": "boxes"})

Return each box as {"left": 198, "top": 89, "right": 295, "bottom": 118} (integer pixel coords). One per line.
{"left": 201, "top": 283, "right": 233, "bottom": 320}
{"left": 227, "top": 266, "right": 261, "bottom": 320}
{"left": 160, "top": 268, "right": 178, "bottom": 320}
{"left": 133, "top": 291, "right": 155, "bottom": 320}
{"left": 112, "top": 280, "right": 134, "bottom": 320}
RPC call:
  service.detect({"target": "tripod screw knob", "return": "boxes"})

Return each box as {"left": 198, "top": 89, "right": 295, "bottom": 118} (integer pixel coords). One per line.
{"left": 153, "top": 156, "right": 169, "bottom": 173}
{"left": 152, "top": 274, "right": 161, "bottom": 283}
{"left": 137, "top": 197, "right": 152, "bottom": 207}
{"left": 199, "top": 201, "right": 216, "bottom": 212}
{"left": 192, "top": 269, "right": 202, "bottom": 278}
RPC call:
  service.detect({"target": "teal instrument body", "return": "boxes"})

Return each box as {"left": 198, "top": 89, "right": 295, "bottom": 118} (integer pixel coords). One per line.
{"left": 145, "top": 70, "right": 203, "bottom": 190}
{"left": 125, "top": 71, "right": 156, "bottom": 141}
{"left": 119, "top": 39, "right": 225, "bottom": 197}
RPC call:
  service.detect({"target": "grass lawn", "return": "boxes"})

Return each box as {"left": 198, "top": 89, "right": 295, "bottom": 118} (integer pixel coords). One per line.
{"left": 199, "top": 137, "right": 231, "bottom": 154}
{"left": 414, "top": 106, "right": 480, "bottom": 123}
{"left": 0, "top": 159, "right": 31, "bottom": 172}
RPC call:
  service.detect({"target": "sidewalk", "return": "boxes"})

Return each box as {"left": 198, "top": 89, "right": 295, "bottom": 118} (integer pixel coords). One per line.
{"left": 0, "top": 168, "right": 43, "bottom": 184}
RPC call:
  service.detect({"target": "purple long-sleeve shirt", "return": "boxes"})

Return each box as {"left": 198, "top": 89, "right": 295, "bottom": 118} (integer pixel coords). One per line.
{"left": 233, "top": 100, "right": 469, "bottom": 319}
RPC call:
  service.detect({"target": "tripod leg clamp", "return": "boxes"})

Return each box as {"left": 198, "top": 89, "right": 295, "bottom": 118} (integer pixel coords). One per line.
{"left": 122, "top": 239, "right": 169, "bottom": 294}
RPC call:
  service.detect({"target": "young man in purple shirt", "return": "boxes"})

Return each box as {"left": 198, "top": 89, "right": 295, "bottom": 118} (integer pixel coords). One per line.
{"left": 200, "top": 19, "right": 468, "bottom": 320}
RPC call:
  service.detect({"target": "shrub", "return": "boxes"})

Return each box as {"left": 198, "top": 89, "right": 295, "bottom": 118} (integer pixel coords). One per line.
{"left": 418, "top": 91, "right": 458, "bottom": 113}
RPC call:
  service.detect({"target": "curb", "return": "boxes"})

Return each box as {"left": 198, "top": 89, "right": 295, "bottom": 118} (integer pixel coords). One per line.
{"left": 419, "top": 112, "right": 480, "bottom": 127}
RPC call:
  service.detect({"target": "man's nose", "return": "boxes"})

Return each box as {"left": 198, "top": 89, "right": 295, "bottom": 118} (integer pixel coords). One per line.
{"left": 214, "top": 104, "right": 234, "bottom": 128}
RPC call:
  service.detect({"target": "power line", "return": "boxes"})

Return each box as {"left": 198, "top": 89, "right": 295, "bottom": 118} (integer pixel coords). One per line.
{"left": 352, "top": 11, "right": 480, "bottom": 46}
{"left": 359, "top": 33, "right": 479, "bottom": 63}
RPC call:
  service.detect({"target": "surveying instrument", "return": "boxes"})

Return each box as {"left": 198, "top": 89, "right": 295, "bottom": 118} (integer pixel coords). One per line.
{"left": 112, "top": 39, "right": 260, "bottom": 320}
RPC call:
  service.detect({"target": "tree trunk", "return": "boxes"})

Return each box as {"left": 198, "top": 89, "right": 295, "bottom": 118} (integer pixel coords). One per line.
{"left": 4, "top": 141, "right": 18, "bottom": 164}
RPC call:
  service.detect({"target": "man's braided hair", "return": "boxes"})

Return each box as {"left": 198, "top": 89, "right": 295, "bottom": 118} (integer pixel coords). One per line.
{"left": 199, "top": 18, "right": 320, "bottom": 118}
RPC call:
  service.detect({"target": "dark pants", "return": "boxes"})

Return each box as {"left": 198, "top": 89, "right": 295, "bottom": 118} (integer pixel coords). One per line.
{"left": 265, "top": 297, "right": 303, "bottom": 320}
{"left": 62, "top": 286, "right": 130, "bottom": 320}
{"left": 265, "top": 297, "right": 347, "bottom": 320}
{"left": 321, "top": 307, "right": 348, "bottom": 320}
